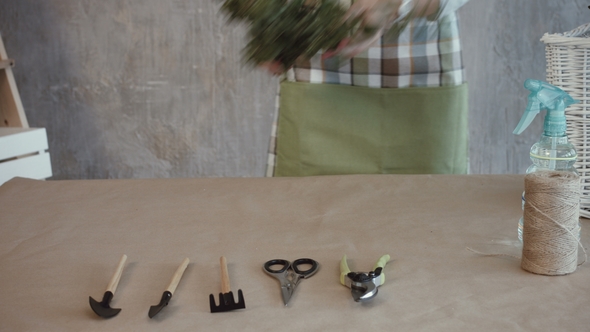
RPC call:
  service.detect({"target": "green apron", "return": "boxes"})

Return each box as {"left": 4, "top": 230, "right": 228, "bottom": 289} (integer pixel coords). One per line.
{"left": 274, "top": 81, "right": 469, "bottom": 176}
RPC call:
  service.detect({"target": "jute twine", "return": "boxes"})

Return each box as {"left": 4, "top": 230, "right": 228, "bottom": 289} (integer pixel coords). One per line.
{"left": 521, "top": 170, "right": 585, "bottom": 275}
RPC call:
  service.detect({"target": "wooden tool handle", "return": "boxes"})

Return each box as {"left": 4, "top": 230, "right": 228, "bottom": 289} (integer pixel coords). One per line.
{"left": 106, "top": 254, "right": 127, "bottom": 294}
{"left": 166, "top": 258, "right": 190, "bottom": 295}
{"left": 220, "top": 256, "right": 231, "bottom": 293}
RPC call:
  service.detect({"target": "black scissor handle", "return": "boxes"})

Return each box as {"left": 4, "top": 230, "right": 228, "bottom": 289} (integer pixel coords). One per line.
{"left": 292, "top": 258, "right": 319, "bottom": 277}
{"left": 264, "top": 259, "right": 290, "bottom": 274}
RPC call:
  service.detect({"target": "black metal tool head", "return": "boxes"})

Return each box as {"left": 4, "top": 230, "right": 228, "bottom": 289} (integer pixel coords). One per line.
{"left": 89, "top": 291, "right": 121, "bottom": 318}
{"left": 350, "top": 280, "right": 378, "bottom": 302}
{"left": 346, "top": 267, "right": 383, "bottom": 302}
{"left": 209, "top": 290, "right": 246, "bottom": 313}
{"left": 148, "top": 291, "right": 172, "bottom": 318}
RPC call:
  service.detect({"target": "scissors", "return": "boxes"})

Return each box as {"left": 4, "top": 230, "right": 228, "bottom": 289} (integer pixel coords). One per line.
{"left": 263, "top": 258, "right": 319, "bottom": 306}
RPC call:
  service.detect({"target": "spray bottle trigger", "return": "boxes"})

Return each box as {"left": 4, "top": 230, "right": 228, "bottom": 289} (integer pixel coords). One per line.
{"left": 513, "top": 99, "right": 541, "bottom": 135}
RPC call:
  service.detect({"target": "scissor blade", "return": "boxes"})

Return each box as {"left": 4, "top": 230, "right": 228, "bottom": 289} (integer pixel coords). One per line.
{"left": 280, "top": 286, "right": 292, "bottom": 306}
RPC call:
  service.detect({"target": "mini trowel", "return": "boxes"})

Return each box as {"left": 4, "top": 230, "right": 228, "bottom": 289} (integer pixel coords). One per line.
{"left": 89, "top": 254, "right": 128, "bottom": 318}
{"left": 148, "top": 258, "right": 190, "bottom": 318}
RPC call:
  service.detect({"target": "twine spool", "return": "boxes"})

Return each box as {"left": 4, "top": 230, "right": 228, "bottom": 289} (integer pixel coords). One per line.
{"left": 521, "top": 170, "right": 581, "bottom": 275}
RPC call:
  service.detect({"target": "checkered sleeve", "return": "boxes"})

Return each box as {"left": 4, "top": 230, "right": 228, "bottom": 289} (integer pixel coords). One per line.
{"left": 291, "top": 12, "right": 465, "bottom": 88}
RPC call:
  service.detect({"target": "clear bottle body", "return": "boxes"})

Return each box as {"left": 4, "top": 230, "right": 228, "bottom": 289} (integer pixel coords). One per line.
{"left": 518, "top": 135, "right": 578, "bottom": 242}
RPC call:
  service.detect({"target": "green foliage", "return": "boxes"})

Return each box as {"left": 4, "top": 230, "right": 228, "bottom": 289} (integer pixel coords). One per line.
{"left": 220, "top": 0, "right": 443, "bottom": 70}
{"left": 221, "top": 0, "right": 358, "bottom": 70}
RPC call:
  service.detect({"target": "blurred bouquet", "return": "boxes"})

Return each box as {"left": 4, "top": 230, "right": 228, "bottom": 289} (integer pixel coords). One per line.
{"left": 220, "top": 0, "right": 440, "bottom": 72}
{"left": 221, "top": 0, "right": 358, "bottom": 71}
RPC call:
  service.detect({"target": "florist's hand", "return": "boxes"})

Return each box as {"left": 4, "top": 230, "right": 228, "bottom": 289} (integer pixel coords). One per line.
{"left": 324, "top": 0, "right": 401, "bottom": 60}
{"left": 345, "top": 0, "right": 400, "bottom": 30}
{"left": 258, "top": 61, "right": 288, "bottom": 76}
{"left": 258, "top": 54, "right": 309, "bottom": 76}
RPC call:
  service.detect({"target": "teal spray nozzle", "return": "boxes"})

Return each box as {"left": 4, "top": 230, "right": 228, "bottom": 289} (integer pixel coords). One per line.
{"left": 513, "top": 79, "right": 578, "bottom": 136}
{"left": 513, "top": 80, "right": 580, "bottom": 243}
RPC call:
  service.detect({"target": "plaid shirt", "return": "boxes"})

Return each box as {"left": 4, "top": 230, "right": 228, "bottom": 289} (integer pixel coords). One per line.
{"left": 266, "top": 1, "right": 468, "bottom": 176}
{"left": 292, "top": 12, "right": 465, "bottom": 88}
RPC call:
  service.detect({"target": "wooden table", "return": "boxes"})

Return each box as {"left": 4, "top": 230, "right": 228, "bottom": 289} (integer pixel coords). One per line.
{"left": 1, "top": 175, "right": 588, "bottom": 331}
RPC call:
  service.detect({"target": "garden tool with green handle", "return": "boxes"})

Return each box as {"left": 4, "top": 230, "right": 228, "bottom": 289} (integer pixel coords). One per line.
{"left": 340, "top": 254, "right": 390, "bottom": 302}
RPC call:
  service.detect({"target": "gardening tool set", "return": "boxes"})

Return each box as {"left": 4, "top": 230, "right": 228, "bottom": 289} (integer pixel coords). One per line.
{"left": 89, "top": 253, "right": 390, "bottom": 319}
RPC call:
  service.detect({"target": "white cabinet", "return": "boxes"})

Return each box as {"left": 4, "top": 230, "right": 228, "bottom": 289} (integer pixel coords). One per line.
{"left": 0, "top": 34, "right": 53, "bottom": 185}
{"left": 0, "top": 127, "right": 52, "bottom": 185}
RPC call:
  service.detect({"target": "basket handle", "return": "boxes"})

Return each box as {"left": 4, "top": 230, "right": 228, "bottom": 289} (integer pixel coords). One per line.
{"left": 561, "top": 22, "right": 590, "bottom": 38}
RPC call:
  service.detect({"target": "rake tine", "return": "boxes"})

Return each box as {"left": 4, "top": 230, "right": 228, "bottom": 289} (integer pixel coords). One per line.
{"left": 210, "top": 290, "right": 246, "bottom": 312}
{"left": 209, "top": 257, "right": 246, "bottom": 313}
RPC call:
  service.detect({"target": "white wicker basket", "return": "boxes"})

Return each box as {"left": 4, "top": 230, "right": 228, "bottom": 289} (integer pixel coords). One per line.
{"left": 542, "top": 23, "right": 590, "bottom": 218}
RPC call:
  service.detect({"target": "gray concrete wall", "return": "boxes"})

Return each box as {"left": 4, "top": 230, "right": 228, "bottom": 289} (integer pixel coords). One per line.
{"left": 461, "top": 0, "right": 589, "bottom": 174}
{"left": 1, "top": 0, "right": 588, "bottom": 179}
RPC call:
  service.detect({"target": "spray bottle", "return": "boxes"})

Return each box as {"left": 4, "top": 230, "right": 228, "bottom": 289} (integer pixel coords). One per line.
{"left": 513, "top": 79, "right": 579, "bottom": 242}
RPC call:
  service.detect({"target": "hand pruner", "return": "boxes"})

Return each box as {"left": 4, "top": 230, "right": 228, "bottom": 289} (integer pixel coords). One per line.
{"left": 340, "top": 254, "right": 390, "bottom": 302}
